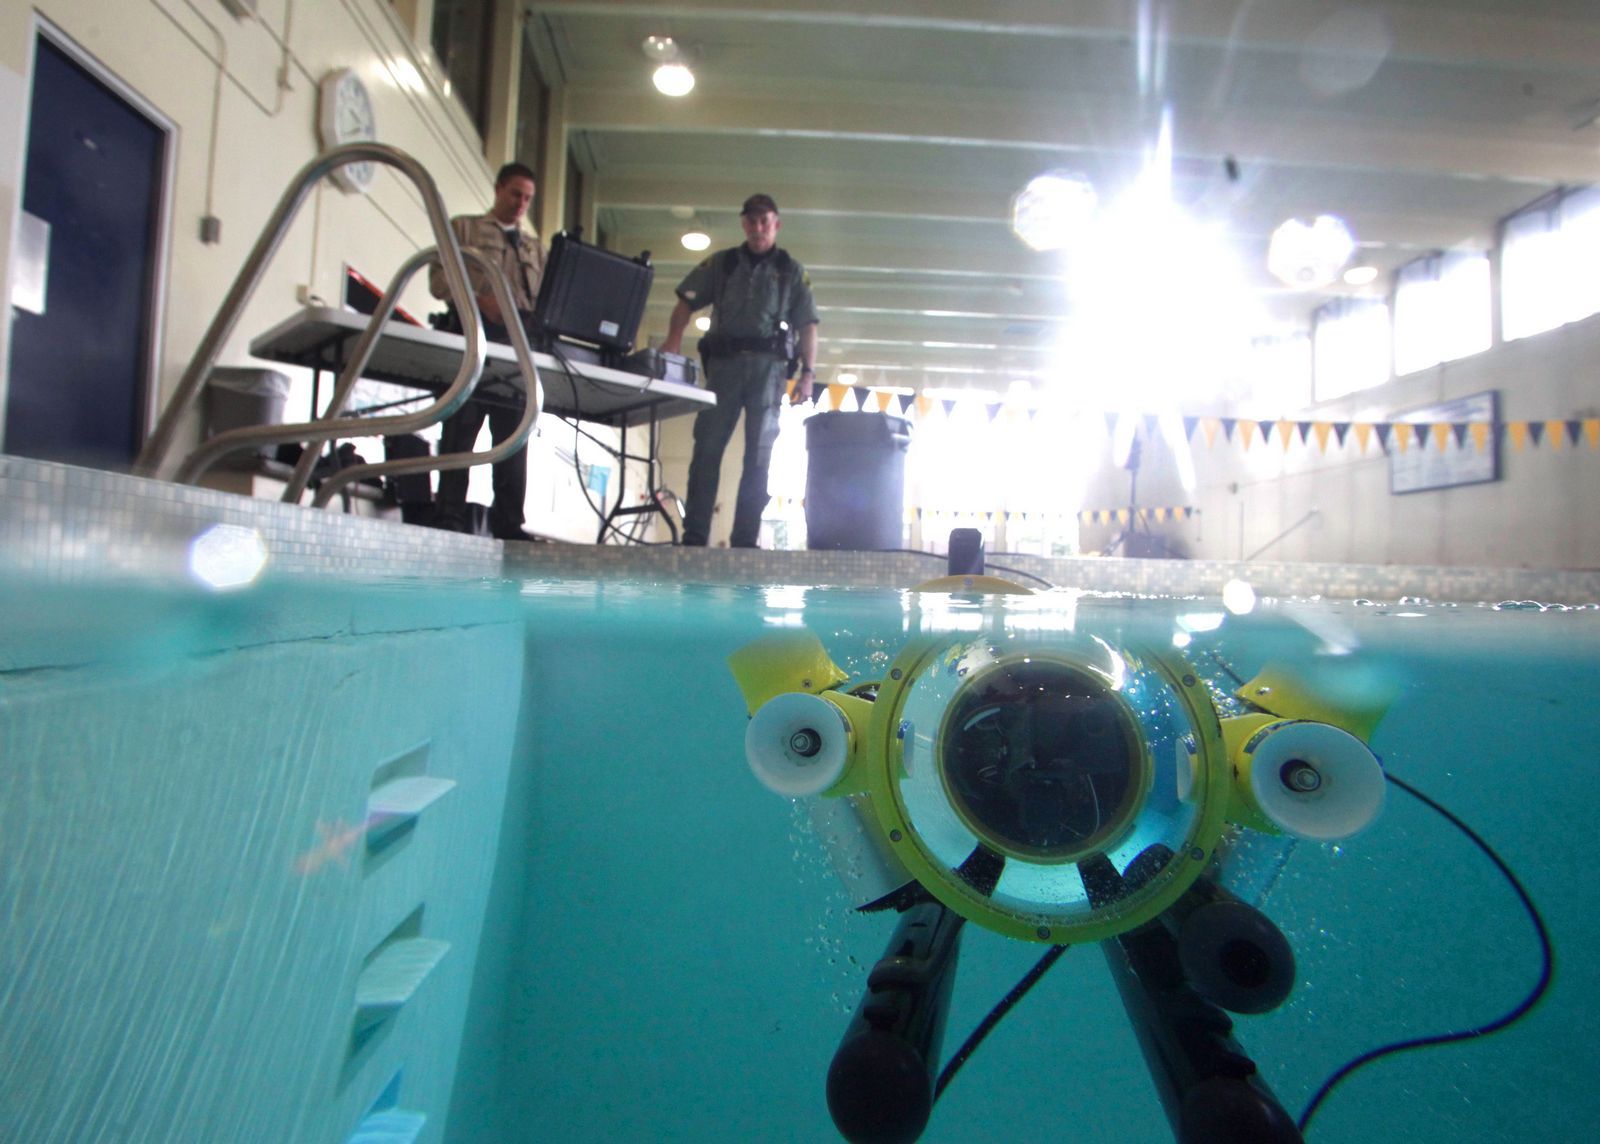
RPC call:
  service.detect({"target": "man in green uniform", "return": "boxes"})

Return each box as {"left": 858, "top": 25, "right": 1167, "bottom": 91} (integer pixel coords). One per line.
{"left": 662, "top": 193, "right": 819, "bottom": 547}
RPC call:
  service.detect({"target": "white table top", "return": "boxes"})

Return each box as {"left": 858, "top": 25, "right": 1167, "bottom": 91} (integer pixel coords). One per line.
{"left": 249, "top": 306, "right": 712, "bottom": 429}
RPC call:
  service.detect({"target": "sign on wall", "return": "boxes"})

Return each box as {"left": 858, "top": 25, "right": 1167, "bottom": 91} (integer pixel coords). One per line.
{"left": 1390, "top": 390, "right": 1501, "bottom": 494}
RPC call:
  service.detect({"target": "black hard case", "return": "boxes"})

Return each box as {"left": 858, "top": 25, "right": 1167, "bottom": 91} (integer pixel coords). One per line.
{"left": 532, "top": 231, "right": 653, "bottom": 352}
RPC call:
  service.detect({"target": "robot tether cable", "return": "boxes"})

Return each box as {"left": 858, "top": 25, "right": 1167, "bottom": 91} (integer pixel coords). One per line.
{"left": 1296, "top": 771, "right": 1554, "bottom": 1133}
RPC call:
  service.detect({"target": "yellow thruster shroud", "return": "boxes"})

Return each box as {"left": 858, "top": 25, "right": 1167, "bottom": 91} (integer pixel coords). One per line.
{"left": 856, "top": 637, "right": 1233, "bottom": 945}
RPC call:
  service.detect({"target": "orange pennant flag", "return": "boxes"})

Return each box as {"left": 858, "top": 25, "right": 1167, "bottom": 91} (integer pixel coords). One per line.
{"left": 826, "top": 384, "right": 847, "bottom": 410}
{"left": 1393, "top": 423, "right": 1413, "bottom": 453}
{"left": 1430, "top": 423, "right": 1451, "bottom": 452}
{"left": 1546, "top": 419, "right": 1566, "bottom": 450}
{"left": 1353, "top": 423, "right": 1373, "bottom": 452}
{"left": 785, "top": 378, "right": 797, "bottom": 400}
{"left": 1312, "top": 422, "right": 1332, "bottom": 453}
{"left": 914, "top": 394, "right": 934, "bottom": 419}
{"left": 1276, "top": 419, "right": 1295, "bottom": 451}
{"left": 875, "top": 390, "right": 894, "bottom": 413}
{"left": 1201, "top": 418, "right": 1220, "bottom": 448}
{"left": 1508, "top": 422, "right": 1527, "bottom": 451}
{"left": 1238, "top": 420, "right": 1257, "bottom": 450}
{"left": 1469, "top": 422, "right": 1490, "bottom": 452}
{"left": 1586, "top": 419, "right": 1600, "bottom": 450}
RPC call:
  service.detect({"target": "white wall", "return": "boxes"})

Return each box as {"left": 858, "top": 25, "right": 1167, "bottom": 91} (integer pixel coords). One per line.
{"left": 1111, "top": 312, "right": 1600, "bottom": 568}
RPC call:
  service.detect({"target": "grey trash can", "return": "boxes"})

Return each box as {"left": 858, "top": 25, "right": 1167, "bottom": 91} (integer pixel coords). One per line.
{"left": 203, "top": 367, "right": 291, "bottom": 465}
{"left": 805, "top": 411, "right": 911, "bottom": 550}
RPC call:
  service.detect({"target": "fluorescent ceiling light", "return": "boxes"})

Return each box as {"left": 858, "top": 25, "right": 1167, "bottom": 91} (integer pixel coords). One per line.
{"left": 1343, "top": 264, "right": 1380, "bottom": 286}
{"left": 681, "top": 230, "right": 711, "bottom": 251}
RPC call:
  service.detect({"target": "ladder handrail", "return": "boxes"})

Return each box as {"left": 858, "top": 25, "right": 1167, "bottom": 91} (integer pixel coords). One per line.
{"left": 135, "top": 142, "right": 484, "bottom": 481}
{"left": 309, "top": 251, "right": 544, "bottom": 508}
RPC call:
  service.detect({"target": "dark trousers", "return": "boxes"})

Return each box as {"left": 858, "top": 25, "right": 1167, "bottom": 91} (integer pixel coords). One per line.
{"left": 683, "top": 357, "right": 784, "bottom": 547}
{"left": 434, "top": 313, "right": 530, "bottom": 539}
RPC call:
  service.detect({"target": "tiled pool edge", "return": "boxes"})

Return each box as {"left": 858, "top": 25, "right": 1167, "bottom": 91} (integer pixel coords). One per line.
{"left": 5, "top": 456, "right": 1597, "bottom": 604}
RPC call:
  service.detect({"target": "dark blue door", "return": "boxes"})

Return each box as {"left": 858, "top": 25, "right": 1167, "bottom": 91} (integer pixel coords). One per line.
{"left": 5, "top": 36, "right": 166, "bottom": 468}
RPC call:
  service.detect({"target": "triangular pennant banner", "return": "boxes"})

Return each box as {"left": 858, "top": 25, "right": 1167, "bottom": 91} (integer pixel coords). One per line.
{"left": 1508, "top": 421, "right": 1528, "bottom": 451}
{"left": 876, "top": 390, "right": 894, "bottom": 413}
{"left": 1469, "top": 421, "right": 1490, "bottom": 452}
{"left": 1333, "top": 421, "right": 1351, "bottom": 447}
{"left": 1238, "top": 420, "right": 1257, "bottom": 449}
{"left": 986, "top": 402, "right": 1003, "bottom": 423}
{"left": 827, "top": 384, "right": 848, "bottom": 411}
{"left": 851, "top": 386, "right": 870, "bottom": 410}
{"left": 1276, "top": 419, "right": 1294, "bottom": 451}
{"left": 1296, "top": 420, "right": 1313, "bottom": 445}
{"left": 1545, "top": 419, "right": 1566, "bottom": 450}
{"left": 1373, "top": 423, "right": 1392, "bottom": 452}
{"left": 1393, "top": 423, "right": 1412, "bottom": 453}
{"left": 1220, "top": 417, "right": 1237, "bottom": 442}
{"left": 1567, "top": 419, "right": 1584, "bottom": 448}
{"left": 1183, "top": 416, "right": 1199, "bottom": 441}
{"left": 1527, "top": 421, "right": 1545, "bottom": 447}
{"left": 1352, "top": 423, "right": 1371, "bottom": 452}
{"left": 915, "top": 394, "right": 933, "bottom": 419}
{"left": 1312, "top": 422, "right": 1333, "bottom": 453}
{"left": 1451, "top": 422, "right": 1470, "bottom": 448}
{"left": 1202, "top": 418, "right": 1221, "bottom": 448}
{"left": 1586, "top": 419, "right": 1600, "bottom": 450}
{"left": 1430, "top": 423, "right": 1452, "bottom": 452}
{"left": 942, "top": 398, "right": 958, "bottom": 418}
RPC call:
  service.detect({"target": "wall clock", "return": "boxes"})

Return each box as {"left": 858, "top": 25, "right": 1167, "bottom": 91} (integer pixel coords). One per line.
{"left": 318, "top": 68, "right": 377, "bottom": 193}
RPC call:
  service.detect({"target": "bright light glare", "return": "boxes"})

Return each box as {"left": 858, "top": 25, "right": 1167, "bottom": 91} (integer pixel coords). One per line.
{"left": 1177, "top": 611, "right": 1226, "bottom": 633}
{"left": 1343, "top": 264, "right": 1379, "bottom": 286}
{"left": 1011, "top": 172, "right": 1098, "bottom": 252}
{"left": 694, "top": 314, "right": 711, "bottom": 332}
{"left": 837, "top": 372, "right": 858, "bottom": 385}
{"left": 188, "top": 524, "right": 268, "bottom": 590}
{"left": 1268, "top": 215, "right": 1356, "bottom": 289}
{"left": 653, "top": 63, "right": 695, "bottom": 96}
{"left": 1051, "top": 189, "right": 1259, "bottom": 409}
{"left": 1222, "top": 578, "right": 1258, "bottom": 614}
{"left": 681, "top": 230, "right": 711, "bottom": 251}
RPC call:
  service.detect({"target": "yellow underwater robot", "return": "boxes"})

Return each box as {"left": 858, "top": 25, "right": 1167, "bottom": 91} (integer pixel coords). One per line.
{"left": 729, "top": 550, "right": 1392, "bottom": 1144}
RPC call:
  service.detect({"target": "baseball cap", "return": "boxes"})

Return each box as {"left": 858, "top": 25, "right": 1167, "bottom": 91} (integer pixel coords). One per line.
{"left": 740, "top": 193, "right": 779, "bottom": 217}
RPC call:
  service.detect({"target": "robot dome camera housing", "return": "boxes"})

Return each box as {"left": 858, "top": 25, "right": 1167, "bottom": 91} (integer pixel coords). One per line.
{"left": 870, "top": 633, "right": 1231, "bottom": 945}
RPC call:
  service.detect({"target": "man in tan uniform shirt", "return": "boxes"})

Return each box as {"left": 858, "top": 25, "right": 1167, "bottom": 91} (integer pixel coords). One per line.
{"left": 426, "top": 162, "right": 546, "bottom": 539}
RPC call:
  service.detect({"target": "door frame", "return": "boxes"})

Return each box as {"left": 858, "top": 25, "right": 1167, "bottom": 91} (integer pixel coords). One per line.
{"left": 8, "top": 15, "right": 179, "bottom": 454}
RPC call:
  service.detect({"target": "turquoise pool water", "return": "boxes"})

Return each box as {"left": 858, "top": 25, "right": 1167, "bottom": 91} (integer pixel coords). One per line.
{"left": 2, "top": 571, "right": 1596, "bottom": 1142}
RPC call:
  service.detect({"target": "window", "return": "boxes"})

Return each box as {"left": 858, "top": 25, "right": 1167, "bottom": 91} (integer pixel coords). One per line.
{"left": 1501, "top": 186, "right": 1600, "bottom": 342}
{"left": 431, "top": 0, "right": 493, "bottom": 137}
{"left": 1392, "top": 251, "right": 1491, "bottom": 375}
{"left": 1312, "top": 298, "right": 1390, "bottom": 401}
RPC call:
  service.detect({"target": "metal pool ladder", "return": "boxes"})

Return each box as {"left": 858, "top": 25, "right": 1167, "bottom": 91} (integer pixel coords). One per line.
{"left": 134, "top": 141, "right": 543, "bottom": 509}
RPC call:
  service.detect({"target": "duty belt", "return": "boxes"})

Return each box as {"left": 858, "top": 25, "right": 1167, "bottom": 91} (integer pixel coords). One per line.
{"left": 698, "top": 333, "right": 787, "bottom": 358}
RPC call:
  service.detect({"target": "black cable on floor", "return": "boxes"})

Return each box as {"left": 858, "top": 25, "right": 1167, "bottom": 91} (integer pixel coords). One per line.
{"left": 1298, "top": 771, "right": 1554, "bottom": 1133}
